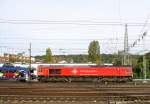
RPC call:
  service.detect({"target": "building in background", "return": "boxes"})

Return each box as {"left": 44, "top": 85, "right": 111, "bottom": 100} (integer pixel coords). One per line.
{"left": 0, "top": 53, "right": 35, "bottom": 63}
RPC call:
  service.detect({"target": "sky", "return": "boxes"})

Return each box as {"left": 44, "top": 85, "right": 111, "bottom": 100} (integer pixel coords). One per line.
{"left": 0, "top": 0, "right": 150, "bottom": 56}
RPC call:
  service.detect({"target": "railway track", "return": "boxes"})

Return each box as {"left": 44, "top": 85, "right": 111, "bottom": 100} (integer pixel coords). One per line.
{"left": 0, "top": 82, "right": 150, "bottom": 103}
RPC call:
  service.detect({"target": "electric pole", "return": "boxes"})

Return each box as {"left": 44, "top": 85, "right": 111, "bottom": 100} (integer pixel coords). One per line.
{"left": 143, "top": 32, "right": 147, "bottom": 82}
{"left": 143, "top": 55, "right": 147, "bottom": 80}
{"left": 28, "top": 43, "right": 31, "bottom": 81}
{"left": 123, "top": 24, "right": 129, "bottom": 65}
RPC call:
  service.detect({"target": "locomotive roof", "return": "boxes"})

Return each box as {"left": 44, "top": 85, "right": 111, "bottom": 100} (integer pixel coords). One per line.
{"left": 38, "top": 65, "right": 132, "bottom": 68}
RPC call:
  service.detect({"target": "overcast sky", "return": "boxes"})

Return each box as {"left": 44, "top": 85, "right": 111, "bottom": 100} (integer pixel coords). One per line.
{"left": 0, "top": 0, "right": 150, "bottom": 56}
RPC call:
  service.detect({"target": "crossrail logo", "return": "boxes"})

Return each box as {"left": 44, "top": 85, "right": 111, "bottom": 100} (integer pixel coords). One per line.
{"left": 72, "top": 68, "right": 77, "bottom": 74}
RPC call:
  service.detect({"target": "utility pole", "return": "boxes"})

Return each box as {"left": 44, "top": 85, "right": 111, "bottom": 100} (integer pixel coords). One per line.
{"left": 142, "top": 32, "right": 147, "bottom": 82}
{"left": 28, "top": 43, "right": 31, "bottom": 81}
{"left": 123, "top": 24, "right": 129, "bottom": 65}
{"left": 143, "top": 55, "right": 147, "bottom": 80}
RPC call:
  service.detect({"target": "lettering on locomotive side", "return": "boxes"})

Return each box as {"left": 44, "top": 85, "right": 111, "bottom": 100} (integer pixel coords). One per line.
{"left": 80, "top": 70, "right": 98, "bottom": 73}
{"left": 71, "top": 69, "right": 98, "bottom": 74}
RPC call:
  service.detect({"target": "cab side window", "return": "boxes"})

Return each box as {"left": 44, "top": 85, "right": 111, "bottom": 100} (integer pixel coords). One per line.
{"left": 49, "top": 69, "right": 61, "bottom": 74}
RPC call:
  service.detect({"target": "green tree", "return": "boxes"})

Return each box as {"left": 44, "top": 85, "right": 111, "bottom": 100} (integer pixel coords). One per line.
{"left": 88, "top": 40, "right": 101, "bottom": 65}
{"left": 112, "top": 54, "right": 122, "bottom": 66}
{"left": 45, "top": 48, "right": 52, "bottom": 63}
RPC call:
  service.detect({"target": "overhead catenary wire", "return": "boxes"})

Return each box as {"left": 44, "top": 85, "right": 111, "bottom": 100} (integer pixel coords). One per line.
{"left": 0, "top": 19, "right": 150, "bottom": 55}
{"left": 0, "top": 37, "right": 149, "bottom": 53}
{"left": 129, "top": 12, "right": 150, "bottom": 51}
{"left": 0, "top": 19, "right": 150, "bottom": 26}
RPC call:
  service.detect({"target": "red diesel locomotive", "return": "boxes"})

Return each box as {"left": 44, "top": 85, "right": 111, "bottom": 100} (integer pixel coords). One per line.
{"left": 37, "top": 65, "right": 133, "bottom": 82}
